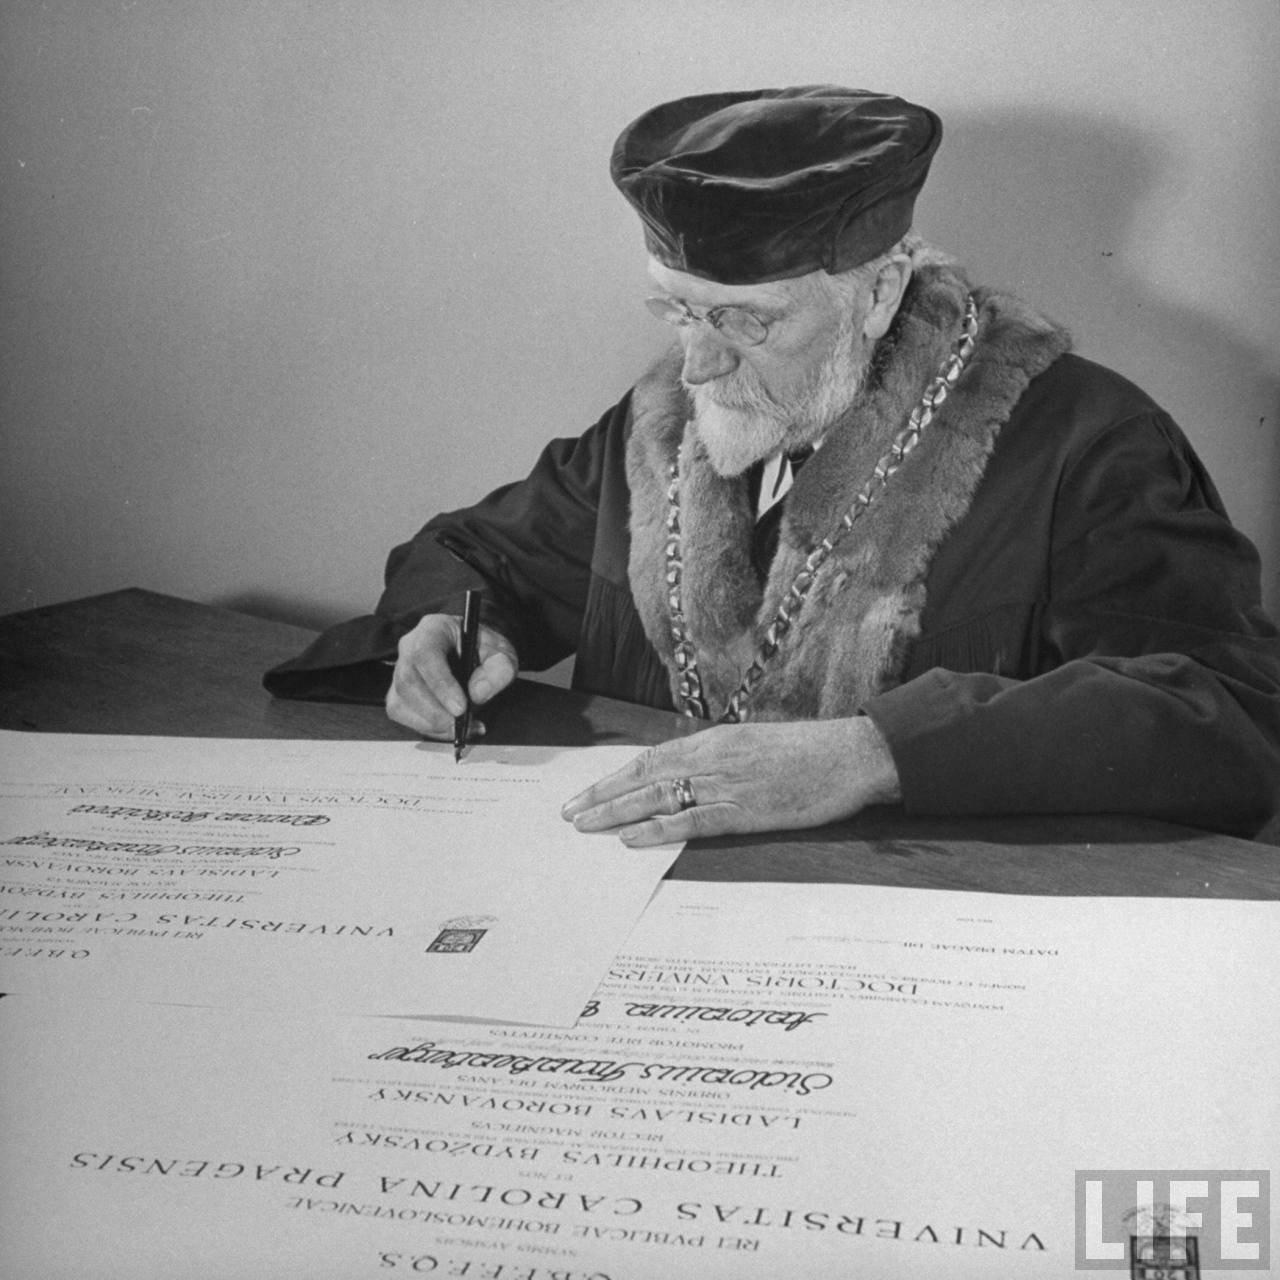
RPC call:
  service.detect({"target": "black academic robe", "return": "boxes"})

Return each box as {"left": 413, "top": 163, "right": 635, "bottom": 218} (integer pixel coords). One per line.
{"left": 265, "top": 347, "right": 1280, "bottom": 838}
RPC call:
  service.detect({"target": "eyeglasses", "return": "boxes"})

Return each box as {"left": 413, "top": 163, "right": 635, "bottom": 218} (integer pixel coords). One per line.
{"left": 644, "top": 295, "right": 772, "bottom": 347}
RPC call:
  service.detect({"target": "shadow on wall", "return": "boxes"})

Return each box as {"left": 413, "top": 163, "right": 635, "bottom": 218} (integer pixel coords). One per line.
{"left": 226, "top": 108, "right": 1280, "bottom": 629}
{"left": 930, "top": 109, "right": 1279, "bottom": 598}
{"left": 927, "top": 108, "right": 1167, "bottom": 308}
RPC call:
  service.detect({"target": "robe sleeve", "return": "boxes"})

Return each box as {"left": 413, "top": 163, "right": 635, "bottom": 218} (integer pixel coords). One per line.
{"left": 262, "top": 395, "right": 630, "bottom": 702}
{"left": 864, "top": 410, "right": 1280, "bottom": 837}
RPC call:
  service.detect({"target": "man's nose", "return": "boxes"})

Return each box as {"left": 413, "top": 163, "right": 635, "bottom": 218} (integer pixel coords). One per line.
{"left": 680, "top": 328, "right": 741, "bottom": 385}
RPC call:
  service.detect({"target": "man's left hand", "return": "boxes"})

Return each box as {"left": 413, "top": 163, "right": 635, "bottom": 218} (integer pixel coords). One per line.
{"left": 561, "top": 717, "right": 901, "bottom": 846}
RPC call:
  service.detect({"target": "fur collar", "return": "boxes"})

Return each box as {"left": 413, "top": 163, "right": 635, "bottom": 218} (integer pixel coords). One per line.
{"left": 625, "top": 259, "right": 1071, "bottom": 721}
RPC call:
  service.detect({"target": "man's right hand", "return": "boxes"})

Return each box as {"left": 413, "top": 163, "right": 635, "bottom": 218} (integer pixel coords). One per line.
{"left": 385, "top": 613, "right": 519, "bottom": 739}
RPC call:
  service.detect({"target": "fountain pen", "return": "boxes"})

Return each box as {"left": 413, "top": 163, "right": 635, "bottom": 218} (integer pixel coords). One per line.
{"left": 453, "top": 590, "right": 481, "bottom": 762}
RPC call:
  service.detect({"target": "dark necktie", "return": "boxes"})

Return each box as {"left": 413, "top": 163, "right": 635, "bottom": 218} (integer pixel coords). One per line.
{"left": 749, "top": 447, "right": 813, "bottom": 582}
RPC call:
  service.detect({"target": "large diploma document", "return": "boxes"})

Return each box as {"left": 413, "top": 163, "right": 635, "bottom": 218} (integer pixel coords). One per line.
{"left": 3, "top": 881, "right": 1276, "bottom": 1278}
{"left": 0, "top": 731, "right": 679, "bottom": 1026}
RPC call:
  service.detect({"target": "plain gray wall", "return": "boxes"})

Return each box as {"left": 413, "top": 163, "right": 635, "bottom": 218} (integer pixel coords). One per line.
{"left": 3, "top": 0, "right": 1278, "bottom": 629}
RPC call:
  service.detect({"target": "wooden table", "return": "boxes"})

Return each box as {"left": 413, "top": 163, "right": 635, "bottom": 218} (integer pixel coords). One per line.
{"left": 3, "top": 588, "right": 1278, "bottom": 898}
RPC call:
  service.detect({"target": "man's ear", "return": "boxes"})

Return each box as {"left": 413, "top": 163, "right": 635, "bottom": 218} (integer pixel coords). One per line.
{"left": 862, "top": 255, "right": 913, "bottom": 342}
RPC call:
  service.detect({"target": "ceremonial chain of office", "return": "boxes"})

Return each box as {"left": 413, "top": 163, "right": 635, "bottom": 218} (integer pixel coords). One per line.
{"left": 665, "top": 292, "right": 980, "bottom": 723}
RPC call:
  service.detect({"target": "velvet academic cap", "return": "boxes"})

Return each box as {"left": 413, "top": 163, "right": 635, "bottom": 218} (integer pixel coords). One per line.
{"left": 610, "top": 86, "right": 941, "bottom": 284}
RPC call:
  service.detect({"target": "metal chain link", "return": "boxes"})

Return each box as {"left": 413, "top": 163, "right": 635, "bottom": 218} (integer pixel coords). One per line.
{"left": 665, "top": 293, "right": 979, "bottom": 722}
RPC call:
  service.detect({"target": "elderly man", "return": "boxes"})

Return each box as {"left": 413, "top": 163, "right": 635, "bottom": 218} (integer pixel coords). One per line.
{"left": 265, "top": 86, "right": 1280, "bottom": 845}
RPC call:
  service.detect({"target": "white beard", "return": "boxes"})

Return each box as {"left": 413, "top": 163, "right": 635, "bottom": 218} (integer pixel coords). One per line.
{"left": 690, "top": 395, "right": 791, "bottom": 478}
{"left": 689, "top": 313, "right": 868, "bottom": 478}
